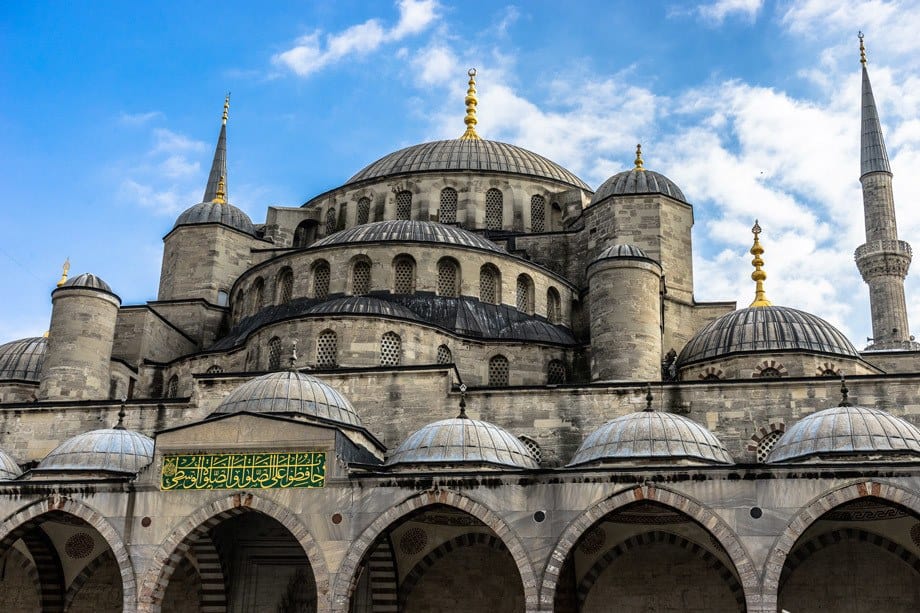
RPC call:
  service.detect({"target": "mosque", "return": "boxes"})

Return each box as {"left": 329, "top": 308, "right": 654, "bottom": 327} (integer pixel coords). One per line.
{"left": 0, "top": 37, "right": 917, "bottom": 613}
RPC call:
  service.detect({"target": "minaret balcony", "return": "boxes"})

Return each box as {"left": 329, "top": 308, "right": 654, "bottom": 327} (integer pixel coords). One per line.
{"left": 855, "top": 239, "right": 912, "bottom": 279}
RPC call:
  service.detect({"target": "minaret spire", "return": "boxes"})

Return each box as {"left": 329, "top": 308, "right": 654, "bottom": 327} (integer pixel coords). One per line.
{"left": 859, "top": 33, "right": 891, "bottom": 177}
{"left": 203, "top": 94, "right": 230, "bottom": 204}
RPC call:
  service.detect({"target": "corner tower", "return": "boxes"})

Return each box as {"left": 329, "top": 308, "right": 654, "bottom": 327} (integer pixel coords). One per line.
{"left": 853, "top": 34, "right": 917, "bottom": 350}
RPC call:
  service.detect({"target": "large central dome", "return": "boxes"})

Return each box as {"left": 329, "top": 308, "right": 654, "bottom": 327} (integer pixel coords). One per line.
{"left": 345, "top": 139, "right": 591, "bottom": 191}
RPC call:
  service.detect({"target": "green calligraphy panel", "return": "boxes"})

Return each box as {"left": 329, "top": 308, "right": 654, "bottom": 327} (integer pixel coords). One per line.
{"left": 161, "top": 451, "right": 326, "bottom": 490}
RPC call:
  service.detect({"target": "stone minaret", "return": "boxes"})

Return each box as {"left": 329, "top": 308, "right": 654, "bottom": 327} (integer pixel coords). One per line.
{"left": 854, "top": 34, "right": 917, "bottom": 350}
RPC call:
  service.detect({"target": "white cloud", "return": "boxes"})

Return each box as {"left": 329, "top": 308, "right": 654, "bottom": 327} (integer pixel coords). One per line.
{"left": 118, "top": 111, "right": 163, "bottom": 125}
{"left": 697, "top": 0, "right": 764, "bottom": 24}
{"left": 273, "top": 0, "right": 439, "bottom": 77}
{"left": 412, "top": 44, "right": 458, "bottom": 85}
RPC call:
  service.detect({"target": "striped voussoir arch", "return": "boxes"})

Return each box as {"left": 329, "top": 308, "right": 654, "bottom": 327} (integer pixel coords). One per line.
{"left": 20, "top": 526, "right": 66, "bottom": 613}
{"left": 188, "top": 533, "right": 228, "bottom": 613}
{"left": 366, "top": 536, "right": 398, "bottom": 613}
{"left": 64, "top": 549, "right": 117, "bottom": 610}
{"left": 0, "top": 546, "right": 41, "bottom": 604}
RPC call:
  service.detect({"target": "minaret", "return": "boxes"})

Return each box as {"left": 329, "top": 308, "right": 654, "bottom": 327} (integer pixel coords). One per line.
{"left": 203, "top": 94, "right": 229, "bottom": 203}
{"left": 853, "top": 34, "right": 917, "bottom": 350}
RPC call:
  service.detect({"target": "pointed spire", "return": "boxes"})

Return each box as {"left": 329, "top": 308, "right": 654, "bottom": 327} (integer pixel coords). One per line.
{"left": 644, "top": 383, "right": 654, "bottom": 412}
{"left": 633, "top": 144, "right": 645, "bottom": 171}
{"left": 456, "top": 383, "right": 469, "bottom": 418}
{"left": 749, "top": 220, "right": 773, "bottom": 307}
{"left": 859, "top": 33, "right": 891, "bottom": 176}
{"left": 838, "top": 373, "right": 851, "bottom": 407}
{"left": 56, "top": 257, "right": 70, "bottom": 288}
{"left": 203, "top": 94, "right": 230, "bottom": 204}
{"left": 114, "top": 399, "right": 127, "bottom": 430}
{"left": 459, "top": 69, "right": 481, "bottom": 141}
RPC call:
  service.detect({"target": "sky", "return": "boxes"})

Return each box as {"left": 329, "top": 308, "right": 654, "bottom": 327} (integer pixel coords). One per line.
{"left": 3, "top": 0, "right": 920, "bottom": 349}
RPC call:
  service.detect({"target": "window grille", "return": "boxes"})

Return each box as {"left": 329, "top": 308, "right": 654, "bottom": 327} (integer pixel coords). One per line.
{"left": 380, "top": 332, "right": 401, "bottom": 366}
{"left": 313, "top": 261, "right": 330, "bottom": 300}
{"left": 437, "top": 259, "right": 459, "bottom": 297}
{"left": 206, "top": 365, "right": 223, "bottom": 374}
{"left": 268, "top": 337, "right": 282, "bottom": 370}
{"left": 519, "top": 436, "right": 542, "bottom": 463}
{"left": 757, "top": 430, "right": 783, "bottom": 462}
{"left": 480, "top": 265, "right": 499, "bottom": 304}
{"left": 325, "top": 208, "right": 337, "bottom": 234}
{"left": 439, "top": 188, "right": 457, "bottom": 224}
{"left": 516, "top": 275, "right": 533, "bottom": 313}
{"left": 353, "top": 261, "right": 371, "bottom": 295}
{"left": 437, "top": 345, "right": 452, "bottom": 364}
{"left": 394, "top": 258, "right": 415, "bottom": 294}
{"left": 357, "top": 197, "right": 371, "bottom": 225}
{"left": 316, "top": 331, "right": 337, "bottom": 368}
{"left": 531, "top": 195, "right": 546, "bottom": 232}
{"left": 396, "top": 191, "right": 412, "bottom": 220}
{"left": 151, "top": 371, "right": 164, "bottom": 398}
{"left": 277, "top": 269, "right": 293, "bottom": 304}
{"left": 166, "top": 375, "right": 179, "bottom": 398}
{"left": 488, "top": 355, "right": 509, "bottom": 386}
{"left": 758, "top": 367, "right": 782, "bottom": 378}
{"left": 485, "top": 188, "right": 503, "bottom": 230}
{"left": 547, "top": 360, "right": 567, "bottom": 384}
{"left": 547, "top": 287, "right": 561, "bottom": 323}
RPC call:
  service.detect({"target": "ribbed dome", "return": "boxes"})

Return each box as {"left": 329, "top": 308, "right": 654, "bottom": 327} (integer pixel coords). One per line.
{"left": 568, "top": 411, "right": 733, "bottom": 466}
{"left": 38, "top": 428, "right": 155, "bottom": 474}
{"left": 0, "top": 336, "right": 47, "bottom": 381}
{"left": 386, "top": 416, "right": 539, "bottom": 469}
{"left": 591, "top": 168, "right": 686, "bottom": 204}
{"left": 0, "top": 449, "right": 22, "bottom": 480}
{"left": 677, "top": 306, "right": 859, "bottom": 367}
{"left": 346, "top": 139, "right": 590, "bottom": 190}
{"left": 767, "top": 406, "right": 920, "bottom": 463}
{"left": 61, "top": 273, "right": 113, "bottom": 293}
{"left": 312, "top": 220, "right": 504, "bottom": 253}
{"left": 174, "top": 201, "right": 255, "bottom": 235}
{"left": 593, "top": 244, "right": 653, "bottom": 263}
{"left": 215, "top": 370, "right": 362, "bottom": 428}
{"left": 305, "top": 296, "right": 422, "bottom": 321}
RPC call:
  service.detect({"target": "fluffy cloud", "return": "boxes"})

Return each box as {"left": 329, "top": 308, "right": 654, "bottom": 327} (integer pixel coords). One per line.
{"left": 696, "top": 0, "right": 764, "bottom": 24}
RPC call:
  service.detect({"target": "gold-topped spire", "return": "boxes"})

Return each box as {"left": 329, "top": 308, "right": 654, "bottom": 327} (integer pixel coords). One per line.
{"left": 459, "top": 68, "right": 481, "bottom": 141}
{"left": 859, "top": 31, "right": 867, "bottom": 65}
{"left": 222, "top": 93, "right": 230, "bottom": 126}
{"left": 213, "top": 175, "right": 227, "bottom": 204}
{"left": 634, "top": 143, "right": 645, "bottom": 171}
{"left": 56, "top": 257, "right": 70, "bottom": 288}
{"left": 749, "top": 220, "right": 772, "bottom": 307}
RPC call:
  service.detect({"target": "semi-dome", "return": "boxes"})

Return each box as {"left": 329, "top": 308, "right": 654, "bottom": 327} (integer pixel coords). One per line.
{"left": 591, "top": 168, "right": 686, "bottom": 205}
{"left": 38, "top": 428, "right": 154, "bottom": 474}
{"left": 312, "top": 220, "right": 505, "bottom": 253}
{"left": 0, "top": 449, "right": 22, "bottom": 480}
{"left": 386, "top": 415, "right": 539, "bottom": 469}
{"left": 592, "top": 244, "right": 654, "bottom": 263}
{"left": 174, "top": 201, "right": 255, "bottom": 236}
{"left": 0, "top": 336, "right": 47, "bottom": 381}
{"left": 677, "top": 306, "right": 860, "bottom": 367}
{"left": 568, "top": 411, "right": 733, "bottom": 466}
{"left": 767, "top": 406, "right": 920, "bottom": 463}
{"left": 60, "top": 273, "right": 113, "bottom": 293}
{"left": 215, "top": 370, "right": 362, "bottom": 428}
{"left": 345, "top": 139, "right": 591, "bottom": 191}
{"left": 305, "top": 296, "right": 422, "bottom": 321}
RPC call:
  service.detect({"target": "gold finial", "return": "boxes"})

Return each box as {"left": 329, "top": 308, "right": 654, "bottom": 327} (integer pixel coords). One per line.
{"left": 459, "top": 68, "right": 481, "bottom": 141}
{"left": 634, "top": 143, "right": 645, "bottom": 171}
{"left": 859, "top": 32, "right": 867, "bottom": 65}
{"left": 222, "top": 93, "right": 230, "bottom": 126}
{"left": 56, "top": 257, "right": 70, "bottom": 288}
{"left": 213, "top": 175, "right": 226, "bottom": 204}
{"left": 749, "top": 220, "right": 772, "bottom": 307}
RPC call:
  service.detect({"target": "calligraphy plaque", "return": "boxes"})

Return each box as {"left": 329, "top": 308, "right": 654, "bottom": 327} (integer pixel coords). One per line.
{"left": 160, "top": 451, "right": 326, "bottom": 490}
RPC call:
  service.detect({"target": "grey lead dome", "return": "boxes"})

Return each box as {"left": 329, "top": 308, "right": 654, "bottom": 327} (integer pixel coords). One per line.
{"left": 0, "top": 336, "right": 47, "bottom": 381}
{"left": 174, "top": 201, "right": 255, "bottom": 236}
{"left": 312, "top": 220, "right": 505, "bottom": 253}
{"left": 592, "top": 244, "right": 654, "bottom": 263}
{"left": 0, "top": 449, "right": 21, "bottom": 480}
{"left": 60, "top": 273, "right": 113, "bottom": 293}
{"left": 591, "top": 168, "right": 687, "bottom": 205}
{"left": 38, "top": 428, "right": 155, "bottom": 474}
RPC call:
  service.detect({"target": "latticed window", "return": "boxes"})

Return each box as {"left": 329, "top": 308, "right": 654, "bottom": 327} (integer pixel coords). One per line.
{"left": 531, "top": 195, "right": 546, "bottom": 232}
{"left": 352, "top": 260, "right": 371, "bottom": 295}
{"left": 313, "top": 261, "right": 330, "bottom": 300}
{"left": 151, "top": 371, "right": 164, "bottom": 398}
{"left": 519, "top": 436, "right": 541, "bottom": 464}
{"left": 485, "top": 188, "right": 503, "bottom": 230}
{"left": 268, "top": 337, "right": 282, "bottom": 370}
{"left": 546, "top": 287, "right": 561, "bottom": 323}
{"left": 316, "top": 330, "right": 338, "bottom": 368}
{"left": 277, "top": 268, "right": 293, "bottom": 304}
{"left": 547, "top": 359, "right": 567, "bottom": 384}
{"left": 380, "top": 332, "right": 401, "bottom": 366}
{"left": 393, "top": 257, "right": 415, "bottom": 294}
{"left": 325, "top": 208, "right": 337, "bottom": 234}
{"left": 437, "top": 259, "right": 459, "bottom": 297}
{"left": 166, "top": 375, "right": 179, "bottom": 398}
{"left": 437, "top": 344, "right": 452, "bottom": 364}
{"left": 757, "top": 430, "right": 783, "bottom": 462}
{"left": 206, "top": 365, "right": 223, "bottom": 374}
{"left": 396, "top": 191, "right": 412, "bottom": 220}
{"left": 439, "top": 188, "right": 457, "bottom": 224}
{"left": 516, "top": 275, "right": 534, "bottom": 313}
{"left": 758, "top": 367, "right": 782, "bottom": 378}
{"left": 488, "top": 355, "right": 509, "bottom": 386}
{"left": 480, "top": 264, "right": 499, "bottom": 304}
{"left": 357, "top": 197, "right": 371, "bottom": 225}
{"left": 252, "top": 278, "right": 265, "bottom": 313}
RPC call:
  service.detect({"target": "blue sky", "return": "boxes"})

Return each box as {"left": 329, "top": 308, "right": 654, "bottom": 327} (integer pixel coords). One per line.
{"left": 3, "top": 0, "right": 920, "bottom": 349}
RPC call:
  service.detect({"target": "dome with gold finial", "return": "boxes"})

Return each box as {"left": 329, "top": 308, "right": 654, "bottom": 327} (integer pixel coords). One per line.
{"left": 590, "top": 144, "right": 687, "bottom": 205}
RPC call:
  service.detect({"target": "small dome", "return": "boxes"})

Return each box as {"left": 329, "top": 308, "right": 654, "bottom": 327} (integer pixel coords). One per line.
{"left": 591, "top": 169, "right": 686, "bottom": 205}
{"left": 38, "top": 428, "right": 154, "bottom": 474}
{"left": 386, "top": 416, "right": 539, "bottom": 469}
{"left": 568, "top": 411, "right": 733, "bottom": 466}
{"left": 0, "top": 449, "right": 22, "bottom": 480}
{"left": 767, "top": 406, "right": 920, "bottom": 463}
{"left": 305, "top": 296, "right": 422, "bottom": 321}
{"left": 215, "top": 370, "right": 362, "bottom": 428}
{"left": 174, "top": 201, "right": 255, "bottom": 236}
{"left": 0, "top": 336, "right": 47, "bottom": 381}
{"left": 61, "top": 273, "right": 113, "bottom": 293}
{"left": 677, "top": 306, "right": 859, "bottom": 367}
{"left": 592, "top": 244, "right": 654, "bottom": 263}
{"left": 345, "top": 139, "right": 590, "bottom": 191}
{"left": 312, "top": 220, "right": 505, "bottom": 254}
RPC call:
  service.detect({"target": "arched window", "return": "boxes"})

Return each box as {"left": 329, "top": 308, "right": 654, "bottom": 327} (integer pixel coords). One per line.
{"left": 395, "top": 190, "right": 412, "bottom": 220}
{"left": 268, "top": 337, "right": 282, "bottom": 370}
{"left": 547, "top": 359, "right": 567, "bottom": 384}
{"left": 437, "top": 258, "right": 460, "bottom": 297}
{"left": 357, "top": 197, "right": 371, "bottom": 225}
{"left": 758, "top": 367, "right": 782, "bottom": 378}
{"left": 380, "top": 332, "right": 401, "bottom": 366}
{"left": 151, "top": 371, "right": 164, "bottom": 398}
{"left": 546, "top": 287, "right": 561, "bottom": 323}
{"left": 165, "top": 375, "right": 179, "bottom": 398}
{"left": 352, "top": 260, "right": 371, "bottom": 295}
{"left": 437, "top": 344, "right": 452, "bottom": 365}
{"left": 276, "top": 268, "right": 294, "bottom": 304}
{"left": 516, "top": 274, "right": 534, "bottom": 314}
{"left": 325, "top": 208, "right": 337, "bottom": 235}
{"left": 439, "top": 187, "right": 457, "bottom": 224}
{"left": 313, "top": 260, "right": 330, "bottom": 300}
{"left": 756, "top": 430, "right": 783, "bottom": 462}
{"left": 479, "top": 264, "right": 500, "bottom": 305}
{"left": 206, "top": 364, "right": 223, "bottom": 374}
{"left": 316, "top": 330, "right": 338, "bottom": 368}
{"left": 251, "top": 278, "right": 265, "bottom": 314}
{"left": 518, "top": 435, "right": 541, "bottom": 464}
{"left": 488, "top": 355, "right": 509, "bottom": 386}
{"left": 531, "top": 195, "right": 546, "bottom": 232}
{"left": 393, "top": 255, "right": 416, "bottom": 294}
{"left": 485, "top": 188, "right": 503, "bottom": 230}
{"left": 293, "top": 220, "right": 318, "bottom": 247}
